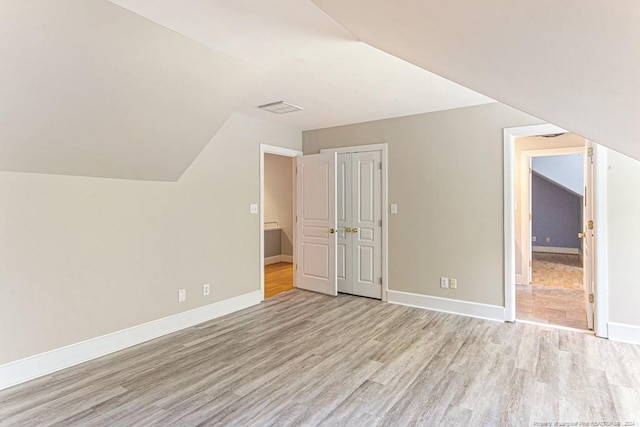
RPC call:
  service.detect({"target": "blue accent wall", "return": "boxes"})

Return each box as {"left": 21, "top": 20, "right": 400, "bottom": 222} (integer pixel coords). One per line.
{"left": 532, "top": 172, "right": 582, "bottom": 249}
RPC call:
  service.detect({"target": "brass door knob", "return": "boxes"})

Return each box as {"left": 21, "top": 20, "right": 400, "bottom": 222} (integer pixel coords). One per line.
{"left": 352, "top": 227, "right": 358, "bottom": 233}
{"left": 345, "top": 227, "right": 352, "bottom": 232}
{"left": 328, "top": 228, "right": 335, "bottom": 234}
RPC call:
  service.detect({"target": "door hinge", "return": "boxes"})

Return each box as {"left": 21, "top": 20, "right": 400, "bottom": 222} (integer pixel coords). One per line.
{"left": 588, "top": 147, "right": 594, "bottom": 157}
{"left": 528, "top": 260, "right": 532, "bottom": 267}
{"left": 379, "top": 162, "right": 382, "bottom": 170}
{"left": 529, "top": 214, "right": 532, "bottom": 221}
{"left": 589, "top": 293, "right": 595, "bottom": 303}
{"left": 379, "top": 277, "right": 383, "bottom": 285}
{"left": 379, "top": 219, "right": 382, "bottom": 227}
{"left": 588, "top": 220, "right": 594, "bottom": 230}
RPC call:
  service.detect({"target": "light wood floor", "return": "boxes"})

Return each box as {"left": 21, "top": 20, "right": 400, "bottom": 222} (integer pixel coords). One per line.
{"left": 264, "top": 262, "right": 294, "bottom": 299}
{"left": 516, "top": 284, "right": 588, "bottom": 330}
{"left": 2, "top": 290, "right": 639, "bottom": 425}
{"left": 517, "top": 252, "right": 587, "bottom": 329}
{"left": 532, "top": 252, "right": 583, "bottom": 290}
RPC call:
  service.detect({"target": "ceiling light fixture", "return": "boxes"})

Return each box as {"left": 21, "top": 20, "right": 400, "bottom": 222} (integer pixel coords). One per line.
{"left": 258, "top": 101, "right": 303, "bottom": 114}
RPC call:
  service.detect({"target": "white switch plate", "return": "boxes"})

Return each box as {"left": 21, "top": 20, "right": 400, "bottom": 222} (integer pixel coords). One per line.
{"left": 532, "top": 236, "right": 537, "bottom": 242}
{"left": 390, "top": 204, "right": 398, "bottom": 214}
{"left": 250, "top": 203, "right": 258, "bottom": 214}
{"left": 203, "top": 284, "right": 210, "bottom": 296}
{"left": 178, "top": 289, "right": 186, "bottom": 302}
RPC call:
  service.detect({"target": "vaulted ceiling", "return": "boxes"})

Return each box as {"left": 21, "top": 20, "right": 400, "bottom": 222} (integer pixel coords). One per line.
{"left": 0, "top": 0, "right": 261, "bottom": 181}
{"left": 312, "top": 0, "right": 640, "bottom": 161}
{"left": 0, "top": 0, "right": 492, "bottom": 181}
{"left": 6, "top": 1, "right": 636, "bottom": 182}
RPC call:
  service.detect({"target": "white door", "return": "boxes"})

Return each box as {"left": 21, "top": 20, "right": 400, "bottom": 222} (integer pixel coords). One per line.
{"left": 335, "top": 151, "right": 382, "bottom": 299}
{"left": 351, "top": 151, "right": 382, "bottom": 299}
{"left": 336, "top": 154, "right": 353, "bottom": 294}
{"left": 583, "top": 142, "right": 595, "bottom": 330}
{"left": 295, "top": 153, "right": 337, "bottom": 296}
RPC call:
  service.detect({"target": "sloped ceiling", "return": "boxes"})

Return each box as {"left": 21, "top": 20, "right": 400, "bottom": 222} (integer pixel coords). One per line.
{"left": 108, "top": 0, "right": 494, "bottom": 131}
{"left": 0, "top": 0, "right": 260, "bottom": 181}
{"left": 312, "top": 0, "right": 640, "bottom": 161}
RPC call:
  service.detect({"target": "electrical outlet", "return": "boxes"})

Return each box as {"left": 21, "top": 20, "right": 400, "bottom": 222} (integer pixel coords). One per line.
{"left": 450, "top": 278, "right": 457, "bottom": 289}
{"left": 440, "top": 277, "right": 449, "bottom": 289}
{"left": 250, "top": 203, "right": 258, "bottom": 214}
{"left": 546, "top": 237, "right": 551, "bottom": 243}
{"left": 203, "top": 283, "right": 210, "bottom": 296}
{"left": 532, "top": 235, "right": 537, "bottom": 242}
{"left": 178, "top": 289, "right": 186, "bottom": 302}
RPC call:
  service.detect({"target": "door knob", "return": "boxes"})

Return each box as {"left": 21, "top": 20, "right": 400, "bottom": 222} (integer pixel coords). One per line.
{"left": 328, "top": 228, "right": 335, "bottom": 234}
{"left": 345, "top": 227, "right": 352, "bottom": 232}
{"left": 352, "top": 228, "right": 358, "bottom": 233}
{"left": 578, "top": 232, "right": 585, "bottom": 238}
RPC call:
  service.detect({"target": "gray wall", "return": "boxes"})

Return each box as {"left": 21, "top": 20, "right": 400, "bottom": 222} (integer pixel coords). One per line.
{"left": 264, "top": 154, "right": 294, "bottom": 257}
{"left": 0, "top": 114, "right": 301, "bottom": 365}
{"left": 607, "top": 149, "right": 640, "bottom": 326}
{"left": 304, "top": 103, "right": 542, "bottom": 306}
{"left": 531, "top": 173, "right": 582, "bottom": 250}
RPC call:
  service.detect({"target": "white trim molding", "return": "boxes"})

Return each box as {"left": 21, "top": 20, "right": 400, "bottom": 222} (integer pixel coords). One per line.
{"left": 387, "top": 290, "right": 505, "bottom": 322}
{"left": 532, "top": 246, "right": 581, "bottom": 255}
{"left": 264, "top": 255, "right": 293, "bottom": 265}
{"left": 0, "top": 290, "right": 262, "bottom": 391}
{"left": 608, "top": 322, "right": 640, "bottom": 345}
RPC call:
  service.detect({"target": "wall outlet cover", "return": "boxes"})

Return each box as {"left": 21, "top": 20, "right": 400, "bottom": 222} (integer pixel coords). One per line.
{"left": 440, "top": 277, "right": 449, "bottom": 289}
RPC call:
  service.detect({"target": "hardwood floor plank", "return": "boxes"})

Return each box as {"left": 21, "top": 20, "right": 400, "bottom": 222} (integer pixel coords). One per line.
{"left": 1, "top": 289, "right": 639, "bottom": 426}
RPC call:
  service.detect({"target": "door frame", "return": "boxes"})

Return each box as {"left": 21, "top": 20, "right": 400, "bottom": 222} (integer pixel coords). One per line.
{"left": 503, "top": 124, "right": 609, "bottom": 337}
{"left": 260, "top": 144, "right": 303, "bottom": 301}
{"left": 321, "top": 143, "right": 389, "bottom": 302}
{"left": 519, "top": 145, "right": 586, "bottom": 286}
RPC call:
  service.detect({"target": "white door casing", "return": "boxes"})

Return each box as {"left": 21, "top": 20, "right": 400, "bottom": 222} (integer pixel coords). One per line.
{"left": 295, "top": 152, "right": 338, "bottom": 296}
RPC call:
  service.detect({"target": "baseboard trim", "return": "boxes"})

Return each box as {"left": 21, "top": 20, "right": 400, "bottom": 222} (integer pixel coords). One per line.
{"left": 532, "top": 246, "right": 580, "bottom": 255}
{"left": 608, "top": 322, "right": 640, "bottom": 345}
{"left": 387, "top": 290, "right": 505, "bottom": 322}
{"left": 265, "top": 255, "right": 293, "bottom": 265}
{"left": 0, "top": 290, "right": 262, "bottom": 391}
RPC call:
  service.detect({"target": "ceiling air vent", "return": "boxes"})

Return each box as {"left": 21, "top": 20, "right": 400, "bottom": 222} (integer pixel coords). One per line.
{"left": 258, "top": 101, "right": 303, "bottom": 114}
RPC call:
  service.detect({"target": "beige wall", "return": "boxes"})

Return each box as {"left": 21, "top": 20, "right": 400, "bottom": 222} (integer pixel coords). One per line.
{"left": 607, "top": 149, "right": 640, "bottom": 326}
{"left": 264, "top": 154, "right": 294, "bottom": 256}
{"left": 304, "top": 103, "right": 542, "bottom": 306}
{"left": 0, "top": 114, "right": 301, "bottom": 365}
{"left": 513, "top": 134, "right": 586, "bottom": 279}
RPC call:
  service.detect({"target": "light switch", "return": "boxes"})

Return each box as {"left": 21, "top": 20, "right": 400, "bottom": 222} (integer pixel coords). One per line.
{"left": 250, "top": 203, "right": 258, "bottom": 214}
{"left": 390, "top": 204, "right": 398, "bottom": 214}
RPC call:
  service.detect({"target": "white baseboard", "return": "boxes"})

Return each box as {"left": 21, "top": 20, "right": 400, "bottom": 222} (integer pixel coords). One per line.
{"left": 387, "top": 290, "right": 505, "bottom": 322}
{"left": 608, "top": 322, "right": 640, "bottom": 345}
{"left": 532, "top": 246, "right": 580, "bottom": 255}
{"left": 0, "top": 290, "right": 262, "bottom": 391}
{"left": 265, "top": 255, "right": 293, "bottom": 265}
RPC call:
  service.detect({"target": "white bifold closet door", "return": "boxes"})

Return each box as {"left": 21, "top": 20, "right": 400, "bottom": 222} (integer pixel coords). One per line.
{"left": 337, "top": 151, "right": 382, "bottom": 299}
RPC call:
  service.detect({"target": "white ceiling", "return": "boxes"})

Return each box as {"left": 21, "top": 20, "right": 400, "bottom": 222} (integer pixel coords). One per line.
{"left": 0, "top": 0, "right": 261, "bottom": 181}
{"left": 312, "top": 0, "right": 640, "bottom": 162}
{"left": 108, "top": 0, "right": 494, "bottom": 131}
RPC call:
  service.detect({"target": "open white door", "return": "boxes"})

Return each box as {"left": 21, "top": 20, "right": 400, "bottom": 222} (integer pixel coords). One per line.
{"left": 583, "top": 141, "right": 595, "bottom": 330}
{"left": 295, "top": 152, "right": 337, "bottom": 296}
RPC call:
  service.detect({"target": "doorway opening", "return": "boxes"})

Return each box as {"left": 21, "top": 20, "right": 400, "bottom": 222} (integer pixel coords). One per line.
{"left": 516, "top": 144, "right": 588, "bottom": 330}
{"left": 504, "top": 124, "right": 609, "bottom": 337}
{"left": 260, "top": 145, "right": 302, "bottom": 300}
